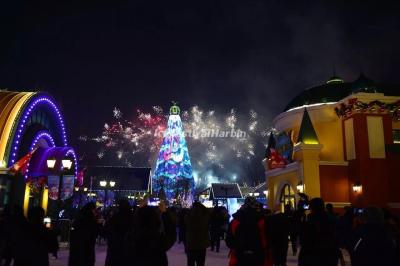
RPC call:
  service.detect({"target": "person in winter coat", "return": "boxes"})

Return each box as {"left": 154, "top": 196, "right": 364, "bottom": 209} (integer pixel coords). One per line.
{"left": 226, "top": 197, "right": 272, "bottom": 266}
{"left": 185, "top": 202, "right": 210, "bottom": 266}
{"left": 27, "top": 207, "right": 57, "bottom": 266}
{"left": 105, "top": 199, "right": 134, "bottom": 266}
{"left": 209, "top": 206, "right": 224, "bottom": 252}
{"left": 177, "top": 208, "right": 189, "bottom": 248}
{"left": 268, "top": 204, "right": 290, "bottom": 266}
{"left": 352, "top": 207, "right": 397, "bottom": 266}
{"left": 128, "top": 202, "right": 176, "bottom": 266}
{"left": 1, "top": 205, "right": 32, "bottom": 266}
{"left": 383, "top": 209, "right": 400, "bottom": 264}
{"left": 290, "top": 204, "right": 306, "bottom": 256}
{"left": 69, "top": 202, "right": 99, "bottom": 266}
{"left": 0, "top": 205, "right": 13, "bottom": 265}
{"left": 336, "top": 206, "right": 355, "bottom": 255}
{"left": 298, "top": 198, "right": 340, "bottom": 266}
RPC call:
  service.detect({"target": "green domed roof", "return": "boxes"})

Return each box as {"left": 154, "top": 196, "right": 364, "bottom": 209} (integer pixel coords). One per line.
{"left": 284, "top": 74, "right": 400, "bottom": 112}
{"left": 326, "top": 75, "right": 344, "bottom": 84}
{"left": 284, "top": 76, "right": 351, "bottom": 111}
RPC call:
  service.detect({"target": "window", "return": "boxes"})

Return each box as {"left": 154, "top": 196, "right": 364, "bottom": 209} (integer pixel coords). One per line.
{"left": 344, "top": 118, "right": 356, "bottom": 160}
{"left": 280, "top": 184, "right": 296, "bottom": 210}
{"left": 367, "top": 116, "right": 385, "bottom": 158}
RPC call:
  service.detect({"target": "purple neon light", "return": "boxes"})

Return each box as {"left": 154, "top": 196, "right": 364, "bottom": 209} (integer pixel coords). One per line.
{"left": 9, "top": 96, "right": 68, "bottom": 165}
{"left": 25, "top": 131, "right": 56, "bottom": 178}
{"left": 29, "top": 131, "right": 56, "bottom": 151}
{"left": 65, "top": 149, "right": 78, "bottom": 177}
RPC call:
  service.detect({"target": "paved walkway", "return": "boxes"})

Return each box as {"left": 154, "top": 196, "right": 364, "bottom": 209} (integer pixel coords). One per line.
{"left": 50, "top": 242, "right": 301, "bottom": 266}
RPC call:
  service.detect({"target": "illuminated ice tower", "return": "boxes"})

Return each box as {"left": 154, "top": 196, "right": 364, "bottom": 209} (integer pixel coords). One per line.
{"left": 152, "top": 103, "right": 194, "bottom": 204}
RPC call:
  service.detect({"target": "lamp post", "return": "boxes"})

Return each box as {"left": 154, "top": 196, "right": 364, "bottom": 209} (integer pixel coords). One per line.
{"left": 74, "top": 186, "right": 88, "bottom": 208}
{"left": 99, "top": 180, "right": 116, "bottom": 208}
{"left": 47, "top": 157, "right": 72, "bottom": 218}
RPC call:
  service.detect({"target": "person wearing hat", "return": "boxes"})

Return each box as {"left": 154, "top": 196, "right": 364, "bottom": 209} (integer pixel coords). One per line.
{"left": 226, "top": 196, "right": 272, "bottom": 266}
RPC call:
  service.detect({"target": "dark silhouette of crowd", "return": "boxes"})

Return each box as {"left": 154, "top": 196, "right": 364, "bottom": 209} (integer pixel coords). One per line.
{"left": 1, "top": 196, "right": 400, "bottom": 266}
{"left": 224, "top": 196, "right": 399, "bottom": 266}
{"left": 0, "top": 205, "right": 58, "bottom": 266}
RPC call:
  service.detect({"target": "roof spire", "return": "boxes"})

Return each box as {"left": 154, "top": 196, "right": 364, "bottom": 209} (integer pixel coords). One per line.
{"left": 351, "top": 72, "right": 376, "bottom": 93}
{"left": 326, "top": 66, "right": 343, "bottom": 84}
{"left": 297, "top": 108, "right": 319, "bottom": 144}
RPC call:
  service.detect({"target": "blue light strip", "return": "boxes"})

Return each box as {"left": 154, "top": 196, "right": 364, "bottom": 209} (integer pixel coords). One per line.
{"left": 9, "top": 95, "right": 68, "bottom": 165}
{"left": 25, "top": 131, "right": 56, "bottom": 179}
{"left": 29, "top": 131, "right": 56, "bottom": 151}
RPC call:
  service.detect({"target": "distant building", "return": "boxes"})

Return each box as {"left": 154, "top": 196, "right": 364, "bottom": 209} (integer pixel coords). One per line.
{"left": 263, "top": 74, "right": 400, "bottom": 212}
{"left": 82, "top": 166, "right": 151, "bottom": 206}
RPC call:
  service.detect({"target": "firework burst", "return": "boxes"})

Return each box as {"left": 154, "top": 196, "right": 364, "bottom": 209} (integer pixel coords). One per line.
{"left": 80, "top": 105, "right": 272, "bottom": 188}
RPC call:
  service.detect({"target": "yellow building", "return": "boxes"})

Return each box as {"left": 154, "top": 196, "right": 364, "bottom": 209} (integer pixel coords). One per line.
{"left": 264, "top": 74, "right": 400, "bottom": 211}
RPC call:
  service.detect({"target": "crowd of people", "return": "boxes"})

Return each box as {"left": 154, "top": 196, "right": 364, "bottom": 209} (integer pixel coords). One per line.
{"left": 225, "top": 197, "right": 400, "bottom": 266}
{"left": 0, "top": 205, "right": 58, "bottom": 266}
{"left": 1, "top": 196, "right": 400, "bottom": 266}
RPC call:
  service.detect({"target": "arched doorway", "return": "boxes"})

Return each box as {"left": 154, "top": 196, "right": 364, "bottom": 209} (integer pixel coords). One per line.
{"left": 279, "top": 183, "right": 296, "bottom": 211}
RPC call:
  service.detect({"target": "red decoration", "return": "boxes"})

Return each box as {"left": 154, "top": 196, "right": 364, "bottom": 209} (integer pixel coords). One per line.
{"left": 268, "top": 148, "right": 286, "bottom": 169}
{"left": 8, "top": 148, "right": 37, "bottom": 175}
{"left": 335, "top": 98, "right": 400, "bottom": 120}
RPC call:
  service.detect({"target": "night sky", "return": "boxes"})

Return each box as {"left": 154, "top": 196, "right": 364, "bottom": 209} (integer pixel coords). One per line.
{"left": 1, "top": 1, "right": 400, "bottom": 180}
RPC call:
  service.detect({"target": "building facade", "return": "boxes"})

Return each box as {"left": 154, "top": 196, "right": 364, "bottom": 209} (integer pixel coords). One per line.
{"left": 264, "top": 74, "right": 400, "bottom": 212}
{"left": 0, "top": 91, "right": 77, "bottom": 215}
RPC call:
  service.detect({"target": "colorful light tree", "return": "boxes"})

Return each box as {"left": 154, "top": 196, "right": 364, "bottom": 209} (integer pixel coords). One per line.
{"left": 152, "top": 104, "right": 195, "bottom": 204}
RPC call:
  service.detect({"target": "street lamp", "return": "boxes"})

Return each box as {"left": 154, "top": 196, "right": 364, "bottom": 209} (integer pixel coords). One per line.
{"left": 99, "top": 180, "right": 116, "bottom": 208}
{"left": 352, "top": 183, "right": 362, "bottom": 193}
{"left": 47, "top": 157, "right": 56, "bottom": 169}
{"left": 47, "top": 157, "right": 73, "bottom": 219}
{"left": 61, "top": 159, "right": 72, "bottom": 170}
{"left": 74, "top": 186, "right": 87, "bottom": 208}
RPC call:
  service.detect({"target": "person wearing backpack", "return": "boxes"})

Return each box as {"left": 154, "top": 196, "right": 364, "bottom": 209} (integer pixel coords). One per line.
{"left": 226, "top": 197, "right": 272, "bottom": 266}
